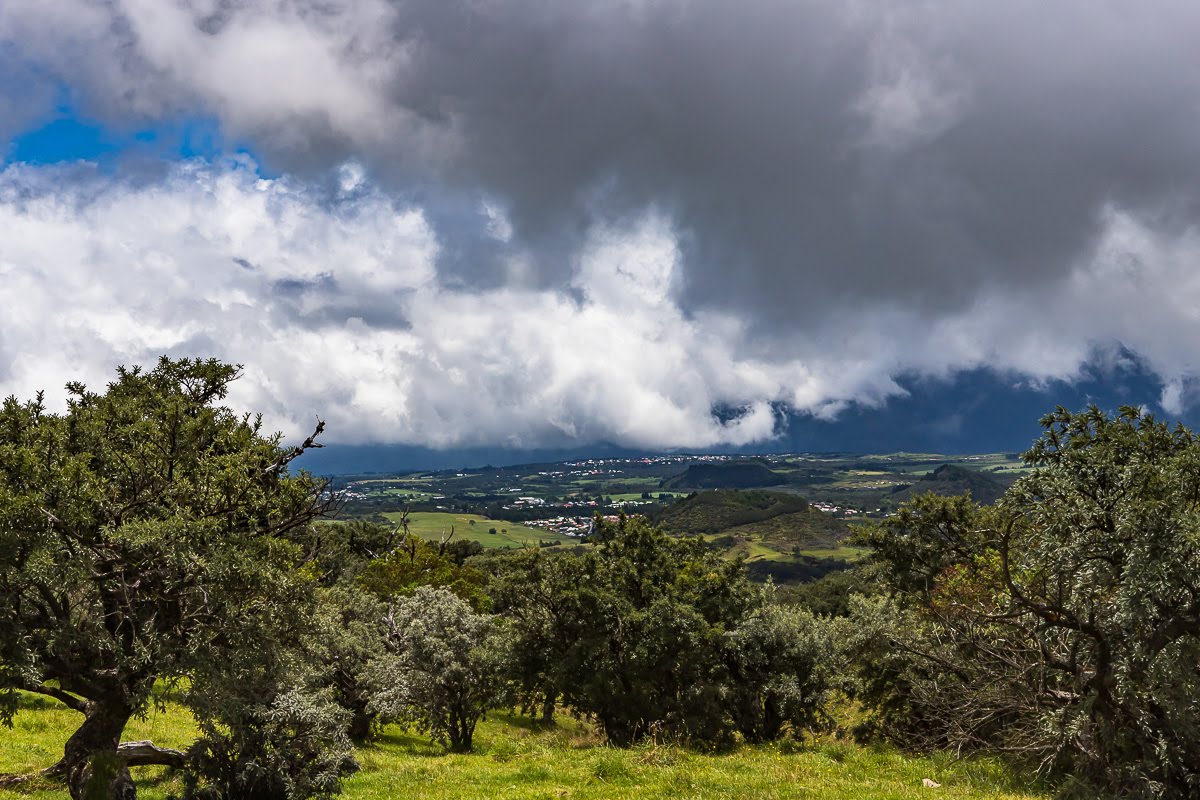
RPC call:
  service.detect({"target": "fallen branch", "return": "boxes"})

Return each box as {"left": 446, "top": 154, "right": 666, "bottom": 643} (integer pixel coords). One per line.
{"left": 117, "top": 740, "right": 187, "bottom": 768}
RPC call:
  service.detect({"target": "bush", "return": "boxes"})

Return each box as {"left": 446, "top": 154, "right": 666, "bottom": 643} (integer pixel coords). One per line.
{"left": 368, "top": 587, "right": 509, "bottom": 752}
{"left": 182, "top": 689, "right": 357, "bottom": 800}
{"left": 486, "top": 516, "right": 844, "bottom": 746}
{"left": 724, "top": 601, "right": 847, "bottom": 742}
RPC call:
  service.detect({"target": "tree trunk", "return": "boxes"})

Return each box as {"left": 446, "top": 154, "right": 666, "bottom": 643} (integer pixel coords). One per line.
{"left": 62, "top": 701, "right": 136, "bottom": 800}
{"left": 540, "top": 692, "right": 557, "bottom": 726}
{"left": 347, "top": 710, "right": 376, "bottom": 742}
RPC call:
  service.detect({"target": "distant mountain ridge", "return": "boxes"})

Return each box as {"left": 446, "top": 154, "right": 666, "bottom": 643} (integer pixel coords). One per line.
{"left": 660, "top": 461, "right": 787, "bottom": 490}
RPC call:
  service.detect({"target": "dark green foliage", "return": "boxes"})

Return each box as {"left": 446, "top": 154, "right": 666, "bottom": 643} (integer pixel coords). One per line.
{"left": 886, "top": 463, "right": 1011, "bottom": 506}
{"left": 660, "top": 461, "right": 787, "bottom": 490}
{"left": 855, "top": 406, "right": 1200, "bottom": 798}
{"left": 291, "top": 521, "right": 401, "bottom": 585}
{"left": 778, "top": 566, "right": 879, "bottom": 616}
{"left": 850, "top": 492, "right": 991, "bottom": 595}
{"left": 589, "top": 516, "right": 757, "bottom": 738}
{"left": 441, "top": 539, "right": 485, "bottom": 565}
{"left": 0, "top": 357, "right": 332, "bottom": 799}
{"left": 744, "top": 556, "right": 850, "bottom": 585}
{"left": 487, "top": 515, "right": 841, "bottom": 746}
{"left": 358, "top": 532, "right": 490, "bottom": 611}
{"left": 724, "top": 601, "right": 847, "bottom": 742}
{"left": 480, "top": 547, "right": 586, "bottom": 725}
{"left": 309, "top": 586, "right": 392, "bottom": 741}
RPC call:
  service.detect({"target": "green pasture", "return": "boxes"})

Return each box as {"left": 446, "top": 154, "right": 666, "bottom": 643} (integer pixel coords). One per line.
{"left": 795, "top": 546, "right": 870, "bottom": 562}
{"left": 0, "top": 695, "right": 1048, "bottom": 800}
{"left": 381, "top": 511, "right": 573, "bottom": 549}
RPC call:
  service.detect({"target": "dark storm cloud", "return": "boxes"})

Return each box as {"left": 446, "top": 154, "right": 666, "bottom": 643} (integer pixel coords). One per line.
{"left": 6, "top": 0, "right": 1200, "bottom": 449}
{"left": 8, "top": 0, "right": 1200, "bottom": 326}
{"left": 357, "top": 0, "right": 1200, "bottom": 326}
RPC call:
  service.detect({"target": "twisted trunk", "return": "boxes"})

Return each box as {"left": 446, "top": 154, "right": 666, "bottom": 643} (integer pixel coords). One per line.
{"left": 62, "top": 700, "right": 136, "bottom": 800}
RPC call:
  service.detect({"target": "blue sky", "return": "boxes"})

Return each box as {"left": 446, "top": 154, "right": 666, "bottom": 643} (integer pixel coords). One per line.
{"left": 10, "top": 109, "right": 233, "bottom": 166}
{"left": 2, "top": 1, "right": 1199, "bottom": 472}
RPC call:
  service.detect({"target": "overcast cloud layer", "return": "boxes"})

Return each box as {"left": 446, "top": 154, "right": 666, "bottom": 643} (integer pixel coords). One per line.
{"left": 2, "top": 0, "right": 1200, "bottom": 449}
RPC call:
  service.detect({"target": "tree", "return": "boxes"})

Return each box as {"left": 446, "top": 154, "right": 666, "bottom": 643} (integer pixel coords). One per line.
{"left": 309, "top": 585, "right": 391, "bottom": 742}
{"left": 291, "top": 520, "right": 402, "bottom": 586}
{"left": 724, "top": 600, "right": 846, "bottom": 742}
{"left": 0, "top": 358, "right": 330, "bottom": 799}
{"left": 483, "top": 547, "right": 592, "bottom": 724}
{"left": 856, "top": 406, "right": 1200, "bottom": 797}
{"left": 488, "top": 515, "right": 761, "bottom": 745}
{"left": 368, "top": 586, "right": 509, "bottom": 752}
{"left": 299, "top": 518, "right": 489, "bottom": 741}
{"left": 358, "top": 530, "right": 490, "bottom": 611}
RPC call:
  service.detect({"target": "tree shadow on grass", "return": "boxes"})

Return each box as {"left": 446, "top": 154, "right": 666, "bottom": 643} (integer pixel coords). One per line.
{"left": 489, "top": 712, "right": 546, "bottom": 734}
{"left": 368, "top": 730, "right": 444, "bottom": 758}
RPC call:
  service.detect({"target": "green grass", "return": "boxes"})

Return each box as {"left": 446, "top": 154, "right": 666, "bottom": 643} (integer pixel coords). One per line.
{"left": 382, "top": 512, "right": 574, "bottom": 549}
{"left": 701, "top": 534, "right": 866, "bottom": 566}
{"left": 1, "top": 698, "right": 1048, "bottom": 800}
{"left": 0, "top": 692, "right": 198, "bottom": 800}
{"left": 795, "top": 546, "right": 870, "bottom": 562}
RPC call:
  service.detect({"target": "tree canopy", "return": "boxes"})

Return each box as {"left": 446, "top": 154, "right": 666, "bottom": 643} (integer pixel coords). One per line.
{"left": 0, "top": 357, "right": 332, "bottom": 799}
{"left": 854, "top": 405, "right": 1200, "bottom": 797}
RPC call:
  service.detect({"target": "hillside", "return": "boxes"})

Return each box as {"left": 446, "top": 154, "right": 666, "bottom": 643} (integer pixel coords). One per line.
{"left": 660, "top": 461, "right": 787, "bottom": 490}
{"left": 887, "top": 463, "right": 1012, "bottom": 506}
{"left": 652, "top": 490, "right": 858, "bottom": 584}
{"left": 654, "top": 489, "right": 811, "bottom": 534}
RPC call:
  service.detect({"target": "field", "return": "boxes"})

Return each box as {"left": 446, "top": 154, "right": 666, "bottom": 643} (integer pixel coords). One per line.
{"left": 381, "top": 511, "right": 575, "bottom": 548}
{"left": 0, "top": 693, "right": 1048, "bottom": 800}
{"left": 336, "top": 452, "right": 1027, "bottom": 530}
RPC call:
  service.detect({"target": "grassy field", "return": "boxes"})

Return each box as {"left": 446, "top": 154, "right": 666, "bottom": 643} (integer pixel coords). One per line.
{"left": 1, "top": 694, "right": 1049, "bottom": 800}
{"left": 381, "top": 511, "right": 574, "bottom": 549}
{"left": 0, "top": 693, "right": 197, "bottom": 800}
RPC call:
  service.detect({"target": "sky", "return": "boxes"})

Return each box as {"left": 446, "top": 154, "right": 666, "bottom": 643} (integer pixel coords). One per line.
{"left": 2, "top": 0, "right": 1199, "bottom": 472}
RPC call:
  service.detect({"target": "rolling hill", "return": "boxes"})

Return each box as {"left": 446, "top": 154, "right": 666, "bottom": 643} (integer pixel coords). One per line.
{"left": 652, "top": 490, "right": 858, "bottom": 584}
{"left": 887, "top": 463, "right": 1012, "bottom": 506}
{"left": 654, "top": 489, "right": 811, "bottom": 534}
{"left": 660, "top": 461, "right": 788, "bottom": 490}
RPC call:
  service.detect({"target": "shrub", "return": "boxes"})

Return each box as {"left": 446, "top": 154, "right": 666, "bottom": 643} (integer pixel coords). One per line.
{"left": 368, "top": 587, "right": 509, "bottom": 752}
{"left": 724, "top": 601, "right": 847, "bottom": 742}
{"left": 182, "top": 689, "right": 357, "bottom": 800}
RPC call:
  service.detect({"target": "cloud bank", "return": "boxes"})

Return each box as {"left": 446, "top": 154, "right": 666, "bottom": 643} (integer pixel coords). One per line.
{"left": 2, "top": 1, "right": 1200, "bottom": 448}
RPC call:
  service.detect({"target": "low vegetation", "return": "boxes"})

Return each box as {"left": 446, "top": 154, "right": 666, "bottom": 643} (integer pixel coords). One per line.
{"left": 1, "top": 694, "right": 1047, "bottom": 800}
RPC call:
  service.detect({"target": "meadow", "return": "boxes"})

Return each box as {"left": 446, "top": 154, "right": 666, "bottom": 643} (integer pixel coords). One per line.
{"left": 0, "top": 693, "right": 1047, "bottom": 800}
{"left": 381, "top": 511, "right": 575, "bottom": 548}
